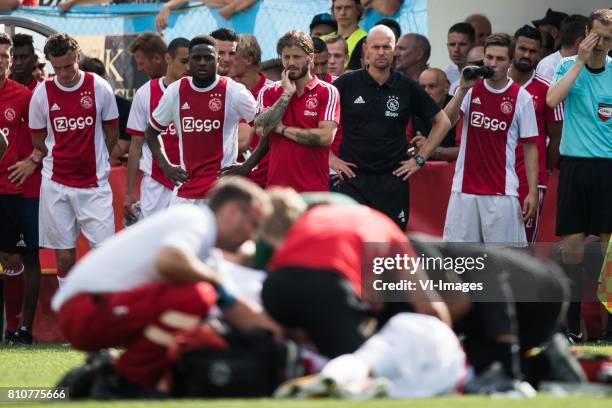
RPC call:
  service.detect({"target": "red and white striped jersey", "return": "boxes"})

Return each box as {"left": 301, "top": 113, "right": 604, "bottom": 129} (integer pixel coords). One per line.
{"left": 453, "top": 79, "right": 538, "bottom": 197}
{"left": 126, "top": 78, "right": 180, "bottom": 190}
{"left": 29, "top": 72, "right": 119, "bottom": 188}
{"left": 151, "top": 76, "right": 256, "bottom": 198}
{"left": 515, "top": 72, "right": 563, "bottom": 189}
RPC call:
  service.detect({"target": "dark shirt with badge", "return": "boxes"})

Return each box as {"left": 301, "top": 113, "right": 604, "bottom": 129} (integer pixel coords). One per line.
{"left": 411, "top": 94, "right": 457, "bottom": 148}
{"left": 333, "top": 69, "right": 441, "bottom": 173}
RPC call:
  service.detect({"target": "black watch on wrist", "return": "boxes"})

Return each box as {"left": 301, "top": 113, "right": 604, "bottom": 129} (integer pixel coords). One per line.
{"left": 414, "top": 154, "right": 426, "bottom": 167}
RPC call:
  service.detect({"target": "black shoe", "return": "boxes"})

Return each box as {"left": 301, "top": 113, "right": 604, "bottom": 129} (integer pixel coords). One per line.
{"left": 5, "top": 327, "right": 33, "bottom": 346}
{"left": 56, "top": 350, "right": 117, "bottom": 400}
{"left": 597, "top": 330, "right": 612, "bottom": 345}
{"left": 90, "top": 364, "right": 167, "bottom": 400}
{"left": 56, "top": 364, "right": 99, "bottom": 399}
{"left": 566, "top": 332, "right": 584, "bottom": 345}
{"left": 4, "top": 330, "right": 17, "bottom": 344}
{"left": 542, "top": 334, "right": 587, "bottom": 383}
{"left": 463, "top": 362, "right": 536, "bottom": 397}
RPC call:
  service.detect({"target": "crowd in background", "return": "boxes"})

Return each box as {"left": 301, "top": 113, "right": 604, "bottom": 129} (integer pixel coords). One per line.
{"left": 0, "top": 0, "right": 611, "bottom": 400}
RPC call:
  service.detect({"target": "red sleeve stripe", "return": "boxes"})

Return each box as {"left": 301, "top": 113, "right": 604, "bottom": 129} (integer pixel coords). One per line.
{"left": 150, "top": 116, "right": 168, "bottom": 132}
{"left": 126, "top": 127, "right": 145, "bottom": 136}
{"left": 102, "top": 118, "right": 119, "bottom": 125}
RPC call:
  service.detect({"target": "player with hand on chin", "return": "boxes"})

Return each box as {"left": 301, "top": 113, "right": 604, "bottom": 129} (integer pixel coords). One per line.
{"left": 221, "top": 30, "right": 340, "bottom": 193}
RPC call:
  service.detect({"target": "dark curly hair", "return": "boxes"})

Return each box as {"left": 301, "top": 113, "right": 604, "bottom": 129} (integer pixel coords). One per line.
{"left": 44, "top": 33, "right": 80, "bottom": 59}
{"left": 12, "top": 33, "right": 34, "bottom": 53}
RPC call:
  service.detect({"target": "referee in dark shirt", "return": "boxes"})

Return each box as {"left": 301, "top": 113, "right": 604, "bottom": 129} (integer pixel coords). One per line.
{"left": 333, "top": 25, "right": 450, "bottom": 229}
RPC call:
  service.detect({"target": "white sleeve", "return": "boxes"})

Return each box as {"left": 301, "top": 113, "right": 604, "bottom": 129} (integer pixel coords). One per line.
{"left": 126, "top": 84, "right": 149, "bottom": 136}
{"left": 95, "top": 75, "right": 119, "bottom": 122}
{"left": 230, "top": 81, "right": 257, "bottom": 123}
{"left": 256, "top": 82, "right": 276, "bottom": 114}
{"left": 151, "top": 81, "right": 178, "bottom": 131}
{"left": 28, "top": 83, "right": 48, "bottom": 131}
{"left": 321, "top": 83, "right": 340, "bottom": 122}
{"left": 517, "top": 90, "right": 538, "bottom": 139}
{"left": 459, "top": 89, "right": 472, "bottom": 118}
{"left": 159, "top": 206, "right": 216, "bottom": 257}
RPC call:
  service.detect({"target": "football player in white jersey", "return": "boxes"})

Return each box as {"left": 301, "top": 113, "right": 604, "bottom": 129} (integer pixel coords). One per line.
{"left": 124, "top": 37, "right": 190, "bottom": 223}
{"left": 29, "top": 33, "right": 119, "bottom": 285}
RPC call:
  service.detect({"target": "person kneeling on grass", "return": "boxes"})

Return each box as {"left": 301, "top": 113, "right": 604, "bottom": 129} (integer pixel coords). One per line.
{"left": 259, "top": 188, "right": 451, "bottom": 359}
{"left": 53, "top": 178, "right": 281, "bottom": 399}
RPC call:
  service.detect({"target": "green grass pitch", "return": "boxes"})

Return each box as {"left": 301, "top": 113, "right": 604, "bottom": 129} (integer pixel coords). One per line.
{"left": 0, "top": 343, "right": 611, "bottom": 407}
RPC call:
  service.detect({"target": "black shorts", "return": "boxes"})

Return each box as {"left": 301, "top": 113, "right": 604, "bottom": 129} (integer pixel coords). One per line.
{"left": 262, "top": 267, "right": 371, "bottom": 358}
{"left": 336, "top": 172, "right": 409, "bottom": 230}
{"left": 22, "top": 197, "right": 39, "bottom": 254}
{"left": 556, "top": 156, "right": 612, "bottom": 236}
{"left": 0, "top": 194, "right": 25, "bottom": 254}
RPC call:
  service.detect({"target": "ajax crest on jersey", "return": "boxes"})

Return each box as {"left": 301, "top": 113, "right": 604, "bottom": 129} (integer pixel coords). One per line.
{"left": 306, "top": 97, "right": 318, "bottom": 110}
{"left": 4, "top": 107, "right": 16, "bottom": 122}
{"left": 387, "top": 96, "right": 400, "bottom": 112}
{"left": 500, "top": 101, "right": 513, "bottom": 115}
{"left": 80, "top": 92, "right": 94, "bottom": 110}
{"left": 209, "top": 98, "right": 223, "bottom": 112}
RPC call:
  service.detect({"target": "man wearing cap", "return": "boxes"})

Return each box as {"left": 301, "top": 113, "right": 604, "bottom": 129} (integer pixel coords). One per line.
{"left": 533, "top": 8, "right": 569, "bottom": 50}
{"left": 310, "top": 13, "right": 338, "bottom": 38}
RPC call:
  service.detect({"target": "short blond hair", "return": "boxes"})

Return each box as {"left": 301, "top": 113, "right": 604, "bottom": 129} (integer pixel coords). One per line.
{"left": 259, "top": 188, "right": 306, "bottom": 243}
{"left": 324, "top": 34, "right": 348, "bottom": 55}
{"left": 236, "top": 34, "right": 262, "bottom": 65}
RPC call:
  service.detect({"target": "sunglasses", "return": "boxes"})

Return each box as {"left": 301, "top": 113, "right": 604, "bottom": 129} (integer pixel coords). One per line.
{"left": 36, "top": 63, "right": 46, "bottom": 70}
{"left": 468, "top": 60, "right": 484, "bottom": 67}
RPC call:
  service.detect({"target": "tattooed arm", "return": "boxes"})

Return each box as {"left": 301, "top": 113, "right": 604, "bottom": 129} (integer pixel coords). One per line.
{"left": 253, "top": 70, "right": 295, "bottom": 137}
{"left": 275, "top": 120, "right": 337, "bottom": 147}
{"left": 253, "top": 92, "right": 292, "bottom": 137}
